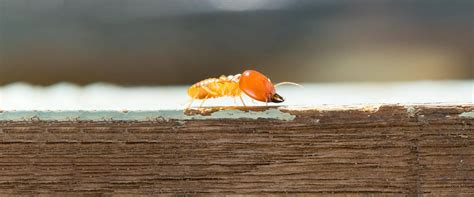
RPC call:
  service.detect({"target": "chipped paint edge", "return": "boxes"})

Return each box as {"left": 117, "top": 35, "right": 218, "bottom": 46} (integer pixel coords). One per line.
{"left": 459, "top": 111, "right": 474, "bottom": 118}
{"left": 0, "top": 104, "right": 471, "bottom": 121}
{"left": 405, "top": 106, "right": 417, "bottom": 117}
{"left": 0, "top": 108, "right": 296, "bottom": 121}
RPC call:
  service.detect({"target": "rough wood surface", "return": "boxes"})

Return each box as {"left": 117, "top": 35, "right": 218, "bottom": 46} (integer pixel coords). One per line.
{"left": 0, "top": 104, "right": 472, "bottom": 196}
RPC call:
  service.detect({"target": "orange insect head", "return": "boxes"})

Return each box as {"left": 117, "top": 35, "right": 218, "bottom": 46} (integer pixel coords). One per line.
{"left": 239, "top": 70, "right": 284, "bottom": 103}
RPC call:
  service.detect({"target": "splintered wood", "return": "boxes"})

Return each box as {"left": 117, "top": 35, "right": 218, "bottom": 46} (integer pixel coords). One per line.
{"left": 0, "top": 104, "right": 472, "bottom": 195}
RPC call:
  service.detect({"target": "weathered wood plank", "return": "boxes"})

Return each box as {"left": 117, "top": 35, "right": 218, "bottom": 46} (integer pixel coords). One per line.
{"left": 0, "top": 104, "right": 472, "bottom": 195}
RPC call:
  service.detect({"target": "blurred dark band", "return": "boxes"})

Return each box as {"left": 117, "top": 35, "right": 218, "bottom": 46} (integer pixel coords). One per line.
{"left": 0, "top": 0, "right": 472, "bottom": 85}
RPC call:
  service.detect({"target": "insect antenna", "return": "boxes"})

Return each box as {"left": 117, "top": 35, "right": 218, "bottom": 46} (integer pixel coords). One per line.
{"left": 274, "top": 82, "right": 303, "bottom": 88}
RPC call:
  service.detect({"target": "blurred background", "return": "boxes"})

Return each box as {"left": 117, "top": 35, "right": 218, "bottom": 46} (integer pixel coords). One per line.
{"left": 0, "top": 0, "right": 473, "bottom": 86}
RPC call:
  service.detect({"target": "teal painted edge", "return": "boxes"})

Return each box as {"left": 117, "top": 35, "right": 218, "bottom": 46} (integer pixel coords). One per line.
{"left": 0, "top": 109, "right": 296, "bottom": 121}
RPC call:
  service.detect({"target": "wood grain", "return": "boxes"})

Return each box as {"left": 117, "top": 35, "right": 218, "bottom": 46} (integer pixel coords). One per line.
{"left": 0, "top": 104, "right": 472, "bottom": 196}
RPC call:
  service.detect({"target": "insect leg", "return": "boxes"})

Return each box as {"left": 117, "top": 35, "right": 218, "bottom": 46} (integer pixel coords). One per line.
{"left": 199, "top": 99, "right": 207, "bottom": 108}
{"left": 186, "top": 99, "right": 194, "bottom": 109}
{"left": 239, "top": 95, "right": 247, "bottom": 108}
{"left": 186, "top": 90, "right": 201, "bottom": 109}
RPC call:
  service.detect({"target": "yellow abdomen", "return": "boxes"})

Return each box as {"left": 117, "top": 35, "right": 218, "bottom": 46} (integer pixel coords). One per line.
{"left": 187, "top": 75, "right": 242, "bottom": 100}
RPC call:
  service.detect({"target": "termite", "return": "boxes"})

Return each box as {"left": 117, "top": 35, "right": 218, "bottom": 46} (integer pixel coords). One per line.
{"left": 186, "top": 70, "right": 300, "bottom": 108}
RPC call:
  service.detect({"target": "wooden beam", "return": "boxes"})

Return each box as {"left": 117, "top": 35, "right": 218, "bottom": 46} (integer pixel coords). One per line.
{"left": 0, "top": 104, "right": 472, "bottom": 195}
